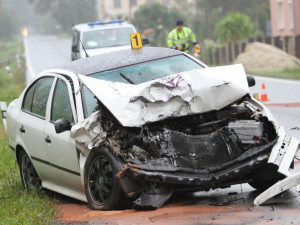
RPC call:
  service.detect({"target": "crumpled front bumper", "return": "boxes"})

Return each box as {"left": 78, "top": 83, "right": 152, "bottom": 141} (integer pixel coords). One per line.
{"left": 254, "top": 127, "right": 300, "bottom": 205}
{"left": 118, "top": 128, "right": 300, "bottom": 206}
{"left": 118, "top": 139, "right": 278, "bottom": 194}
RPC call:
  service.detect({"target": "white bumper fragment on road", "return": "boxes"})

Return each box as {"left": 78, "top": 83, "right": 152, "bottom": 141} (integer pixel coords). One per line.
{"left": 254, "top": 134, "right": 300, "bottom": 205}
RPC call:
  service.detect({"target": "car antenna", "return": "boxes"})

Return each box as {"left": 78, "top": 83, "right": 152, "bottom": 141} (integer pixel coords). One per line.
{"left": 72, "top": 24, "right": 89, "bottom": 58}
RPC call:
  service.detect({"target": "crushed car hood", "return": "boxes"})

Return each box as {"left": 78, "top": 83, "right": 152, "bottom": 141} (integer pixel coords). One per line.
{"left": 78, "top": 64, "right": 249, "bottom": 127}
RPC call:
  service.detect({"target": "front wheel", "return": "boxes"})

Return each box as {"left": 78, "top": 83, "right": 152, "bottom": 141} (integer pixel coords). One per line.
{"left": 18, "top": 150, "right": 41, "bottom": 190}
{"left": 84, "top": 147, "right": 126, "bottom": 210}
{"left": 248, "top": 163, "right": 285, "bottom": 191}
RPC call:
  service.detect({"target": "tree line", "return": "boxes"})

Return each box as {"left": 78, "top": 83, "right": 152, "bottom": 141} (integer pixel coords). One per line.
{"left": 1, "top": 0, "right": 269, "bottom": 46}
{"left": 133, "top": 0, "right": 269, "bottom": 47}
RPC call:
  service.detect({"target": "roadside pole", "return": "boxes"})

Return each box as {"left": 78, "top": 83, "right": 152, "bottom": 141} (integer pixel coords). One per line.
{"left": 0, "top": 101, "right": 7, "bottom": 131}
{"left": 292, "top": 0, "right": 297, "bottom": 56}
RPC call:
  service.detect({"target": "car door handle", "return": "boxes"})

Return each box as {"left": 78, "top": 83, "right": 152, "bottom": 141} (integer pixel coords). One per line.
{"left": 45, "top": 136, "right": 51, "bottom": 143}
{"left": 19, "top": 125, "right": 25, "bottom": 133}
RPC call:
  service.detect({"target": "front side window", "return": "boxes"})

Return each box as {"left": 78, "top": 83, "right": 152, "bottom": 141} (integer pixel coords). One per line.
{"left": 51, "top": 79, "right": 73, "bottom": 123}
{"left": 81, "top": 86, "right": 98, "bottom": 118}
{"left": 90, "top": 55, "right": 204, "bottom": 84}
{"left": 23, "top": 77, "right": 54, "bottom": 118}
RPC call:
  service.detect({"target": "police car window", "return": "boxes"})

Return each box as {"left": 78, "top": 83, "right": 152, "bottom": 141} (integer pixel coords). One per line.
{"left": 83, "top": 27, "right": 134, "bottom": 49}
{"left": 23, "top": 77, "right": 54, "bottom": 118}
{"left": 51, "top": 79, "right": 73, "bottom": 123}
{"left": 90, "top": 55, "right": 204, "bottom": 84}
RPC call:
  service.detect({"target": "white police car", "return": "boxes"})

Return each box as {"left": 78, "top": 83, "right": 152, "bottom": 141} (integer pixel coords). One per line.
{"left": 71, "top": 20, "right": 146, "bottom": 60}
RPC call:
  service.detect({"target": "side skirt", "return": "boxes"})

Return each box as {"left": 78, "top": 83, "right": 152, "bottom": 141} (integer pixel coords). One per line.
{"left": 42, "top": 181, "right": 87, "bottom": 203}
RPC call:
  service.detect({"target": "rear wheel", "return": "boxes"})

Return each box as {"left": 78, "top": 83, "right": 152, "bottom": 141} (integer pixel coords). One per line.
{"left": 84, "top": 147, "right": 127, "bottom": 210}
{"left": 18, "top": 150, "right": 41, "bottom": 190}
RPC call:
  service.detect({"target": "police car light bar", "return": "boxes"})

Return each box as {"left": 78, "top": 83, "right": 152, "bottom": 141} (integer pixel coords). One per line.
{"left": 88, "top": 20, "right": 125, "bottom": 26}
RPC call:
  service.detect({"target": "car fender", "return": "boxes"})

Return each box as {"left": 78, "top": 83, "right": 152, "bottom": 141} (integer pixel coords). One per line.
{"left": 79, "top": 152, "right": 88, "bottom": 188}
{"left": 6, "top": 98, "right": 21, "bottom": 154}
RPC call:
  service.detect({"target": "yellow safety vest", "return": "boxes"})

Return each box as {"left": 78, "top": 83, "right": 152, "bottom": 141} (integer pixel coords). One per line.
{"left": 167, "top": 27, "right": 197, "bottom": 53}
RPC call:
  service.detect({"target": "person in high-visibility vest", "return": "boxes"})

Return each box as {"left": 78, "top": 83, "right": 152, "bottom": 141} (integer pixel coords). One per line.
{"left": 167, "top": 19, "right": 201, "bottom": 54}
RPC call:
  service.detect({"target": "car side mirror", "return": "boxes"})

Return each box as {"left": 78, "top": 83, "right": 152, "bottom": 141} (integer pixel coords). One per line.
{"left": 72, "top": 45, "right": 79, "bottom": 52}
{"left": 246, "top": 75, "right": 256, "bottom": 87}
{"left": 54, "top": 118, "right": 72, "bottom": 134}
{"left": 142, "top": 38, "right": 149, "bottom": 45}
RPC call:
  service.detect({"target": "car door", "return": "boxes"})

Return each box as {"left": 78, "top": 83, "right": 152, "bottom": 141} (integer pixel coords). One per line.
{"left": 17, "top": 76, "right": 55, "bottom": 181}
{"left": 44, "top": 76, "right": 83, "bottom": 193}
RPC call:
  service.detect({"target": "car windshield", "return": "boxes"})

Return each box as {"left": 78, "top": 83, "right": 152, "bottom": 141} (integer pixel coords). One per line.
{"left": 83, "top": 27, "right": 134, "bottom": 49}
{"left": 89, "top": 55, "right": 204, "bottom": 84}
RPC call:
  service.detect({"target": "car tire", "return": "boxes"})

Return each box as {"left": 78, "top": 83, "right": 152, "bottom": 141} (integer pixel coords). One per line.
{"left": 248, "top": 177, "right": 283, "bottom": 191}
{"left": 84, "top": 146, "right": 126, "bottom": 210}
{"left": 248, "top": 163, "right": 292, "bottom": 191}
{"left": 18, "top": 150, "right": 41, "bottom": 190}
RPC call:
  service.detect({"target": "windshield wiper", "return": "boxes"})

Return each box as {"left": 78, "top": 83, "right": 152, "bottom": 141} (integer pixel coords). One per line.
{"left": 120, "top": 73, "right": 135, "bottom": 84}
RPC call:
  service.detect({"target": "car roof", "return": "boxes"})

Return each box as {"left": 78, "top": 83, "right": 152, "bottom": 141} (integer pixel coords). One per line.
{"left": 57, "top": 47, "right": 182, "bottom": 76}
{"left": 74, "top": 20, "right": 135, "bottom": 32}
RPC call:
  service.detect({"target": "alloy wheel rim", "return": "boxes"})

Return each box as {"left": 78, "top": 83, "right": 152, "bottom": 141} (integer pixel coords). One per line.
{"left": 88, "top": 156, "right": 114, "bottom": 204}
{"left": 21, "top": 155, "right": 40, "bottom": 189}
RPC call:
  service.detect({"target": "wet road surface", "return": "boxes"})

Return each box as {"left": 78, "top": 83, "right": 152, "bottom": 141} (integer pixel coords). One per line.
{"left": 23, "top": 36, "right": 71, "bottom": 84}
{"left": 56, "top": 165, "right": 300, "bottom": 225}
{"left": 53, "top": 162, "right": 300, "bottom": 225}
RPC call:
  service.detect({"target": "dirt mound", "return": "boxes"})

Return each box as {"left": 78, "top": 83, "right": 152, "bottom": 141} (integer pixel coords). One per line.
{"left": 234, "top": 42, "right": 300, "bottom": 72}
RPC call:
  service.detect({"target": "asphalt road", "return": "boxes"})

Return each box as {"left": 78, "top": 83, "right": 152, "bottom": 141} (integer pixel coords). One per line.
{"left": 249, "top": 76, "right": 300, "bottom": 140}
{"left": 23, "top": 36, "right": 71, "bottom": 84}
{"left": 23, "top": 35, "right": 300, "bottom": 225}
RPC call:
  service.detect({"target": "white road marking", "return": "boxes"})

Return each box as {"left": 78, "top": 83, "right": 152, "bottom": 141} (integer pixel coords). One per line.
{"left": 253, "top": 75, "right": 300, "bottom": 85}
{"left": 23, "top": 37, "right": 36, "bottom": 85}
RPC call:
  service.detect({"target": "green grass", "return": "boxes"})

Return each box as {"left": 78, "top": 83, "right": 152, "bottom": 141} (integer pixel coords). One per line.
{"left": 0, "top": 40, "right": 59, "bottom": 225}
{"left": 248, "top": 68, "right": 300, "bottom": 80}
{"left": 0, "top": 41, "right": 20, "bottom": 60}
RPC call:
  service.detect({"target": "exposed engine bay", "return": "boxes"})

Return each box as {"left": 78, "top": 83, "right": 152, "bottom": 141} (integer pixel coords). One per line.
{"left": 71, "top": 95, "right": 291, "bottom": 209}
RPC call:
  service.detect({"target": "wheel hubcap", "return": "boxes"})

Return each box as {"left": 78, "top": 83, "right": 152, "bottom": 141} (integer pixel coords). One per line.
{"left": 98, "top": 176, "right": 104, "bottom": 187}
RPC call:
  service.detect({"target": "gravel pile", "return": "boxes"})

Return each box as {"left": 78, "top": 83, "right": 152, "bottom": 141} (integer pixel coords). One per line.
{"left": 234, "top": 42, "right": 300, "bottom": 72}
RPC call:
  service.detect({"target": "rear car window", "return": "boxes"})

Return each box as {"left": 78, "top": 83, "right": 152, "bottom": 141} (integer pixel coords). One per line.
{"left": 23, "top": 83, "right": 36, "bottom": 112}
{"left": 22, "top": 77, "right": 54, "bottom": 118}
{"left": 89, "top": 55, "right": 204, "bottom": 84}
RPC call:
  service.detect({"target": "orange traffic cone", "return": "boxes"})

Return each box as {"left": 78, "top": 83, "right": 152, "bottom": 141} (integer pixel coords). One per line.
{"left": 259, "top": 83, "right": 269, "bottom": 101}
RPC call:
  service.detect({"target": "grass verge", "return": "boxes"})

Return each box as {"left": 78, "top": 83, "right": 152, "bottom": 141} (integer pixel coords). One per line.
{"left": 0, "top": 39, "right": 59, "bottom": 224}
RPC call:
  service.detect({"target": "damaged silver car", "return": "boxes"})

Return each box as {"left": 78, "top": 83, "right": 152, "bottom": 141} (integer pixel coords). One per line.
{"left": 6, "top": 47, "right": 300, "bottom": 210}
